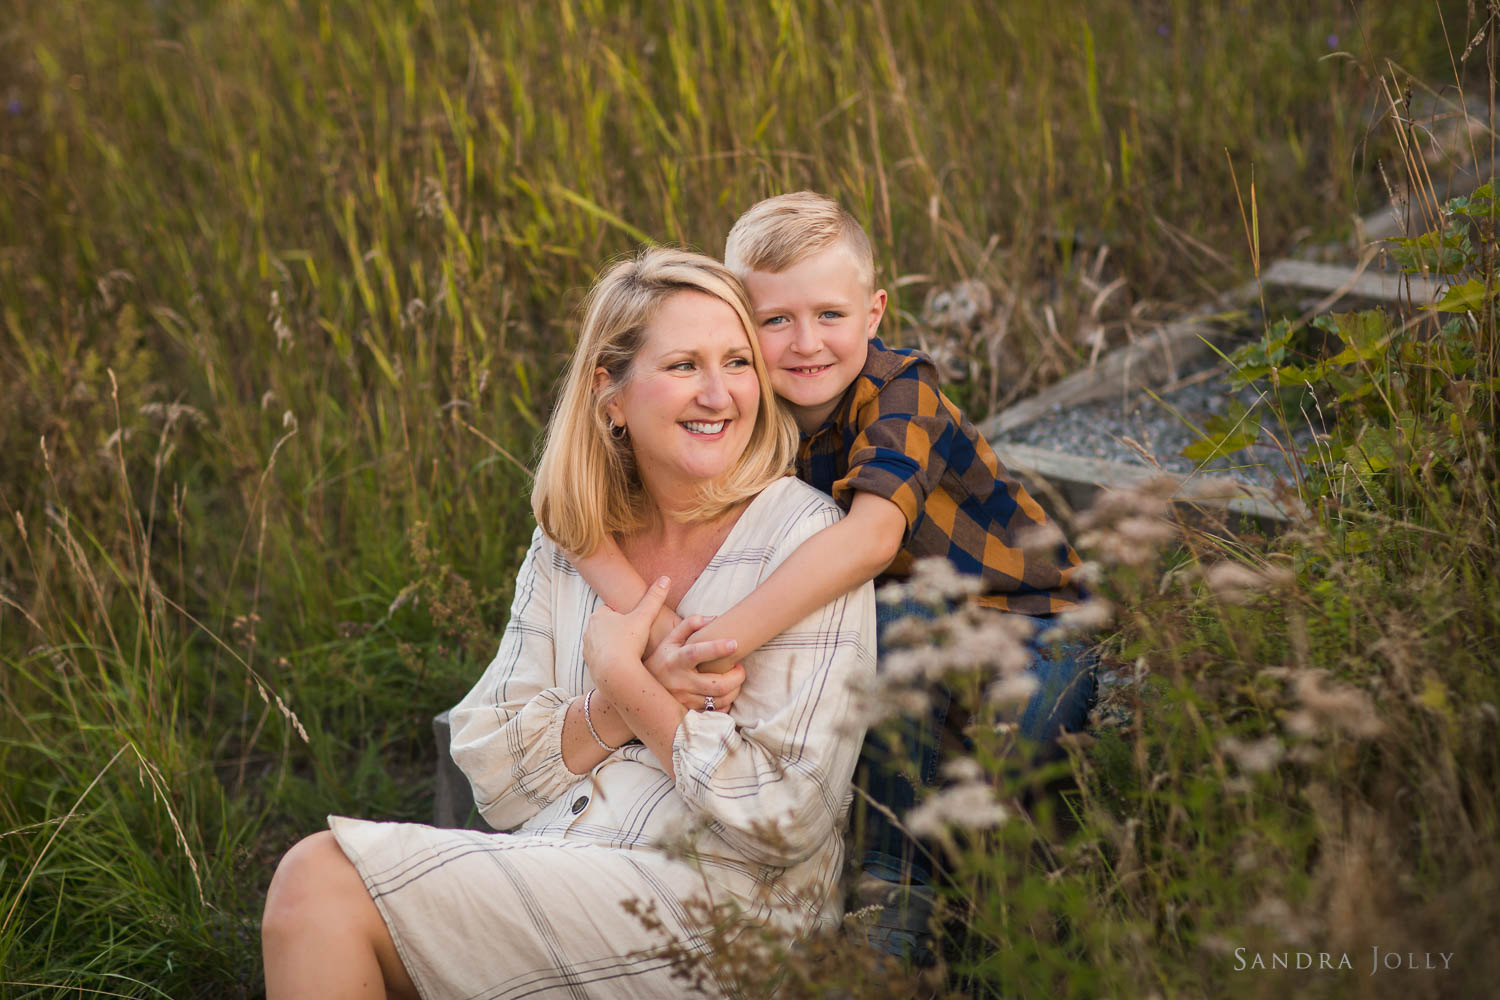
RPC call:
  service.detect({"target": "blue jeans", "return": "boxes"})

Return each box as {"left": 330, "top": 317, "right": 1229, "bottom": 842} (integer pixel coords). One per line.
{"left": 854, "top": 598, "right": 1098, "bottom": 885}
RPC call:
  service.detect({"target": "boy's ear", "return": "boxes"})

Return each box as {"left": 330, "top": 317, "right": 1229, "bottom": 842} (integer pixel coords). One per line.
{"left": 864, "top": 288, "right": 888, "bottom": 340}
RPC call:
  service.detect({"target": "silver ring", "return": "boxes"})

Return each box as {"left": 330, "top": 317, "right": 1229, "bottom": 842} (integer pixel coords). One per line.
{"left": 703, "top": 695, "right": 715, "bottom": 712}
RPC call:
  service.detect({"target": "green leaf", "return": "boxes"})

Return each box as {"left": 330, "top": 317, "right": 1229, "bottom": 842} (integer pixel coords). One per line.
{"left": 1325, "top": 310, "right": 1390, "bottom": 363}
{"left": 1229, "top": 319, "right": 1295, "bottom": 387}
{"left": 1427, "top": 277, "right": 1494, "bottom": 314}
{"left": 1180, "top": 401, "right": 1261, "bottom": 462}
{"left": 1274, "top": 364, "right": 1315, "bottom": 386}
{"left": 1388, "top": 227, "right": 1469, "bottom": 274}
{"left": 1446, "top": 184, "right": 1499, "bottom": 220}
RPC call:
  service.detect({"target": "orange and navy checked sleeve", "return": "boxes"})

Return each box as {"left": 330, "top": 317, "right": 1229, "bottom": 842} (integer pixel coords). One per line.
{"left": 814, "top": 352, "right": 1082, "bottom": 615}
{"left": 831, "top": 360, "right": 949, "bottom": 542}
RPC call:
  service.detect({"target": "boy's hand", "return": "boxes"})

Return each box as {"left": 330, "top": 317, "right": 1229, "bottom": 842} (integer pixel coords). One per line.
{"left": 645, "top": 606, "right": 684, "bottom": 659}
{"left": 644, "top": 614, "right": 745, "bottom": 714}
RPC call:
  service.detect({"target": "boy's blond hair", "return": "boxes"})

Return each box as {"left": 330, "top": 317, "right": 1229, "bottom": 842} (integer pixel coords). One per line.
{"left": 531, "top": 247, "right": 797, "bottom": 557}
{"left": 724, "top": 191, "right": 876, "bottom": 290}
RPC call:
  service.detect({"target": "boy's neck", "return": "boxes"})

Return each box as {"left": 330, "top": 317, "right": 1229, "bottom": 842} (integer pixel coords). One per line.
{"left": 790, "top": 393, "right": 848, "bottom": 435}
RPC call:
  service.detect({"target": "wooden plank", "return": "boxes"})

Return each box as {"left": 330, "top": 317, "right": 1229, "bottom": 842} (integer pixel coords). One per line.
{"left": 978, "top": 283, "right": 1255, "bottom": 438}
{"left": 1260, "top": 258, "right": 1446, "bottom": 305}
{"left": 991, "top": 442, "right": 1304, "bottom": 528}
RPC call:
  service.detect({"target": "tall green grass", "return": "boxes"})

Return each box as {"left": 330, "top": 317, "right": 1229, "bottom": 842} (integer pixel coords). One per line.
{"left": 0, "top": 0, "right": 1474, "bottom": 995}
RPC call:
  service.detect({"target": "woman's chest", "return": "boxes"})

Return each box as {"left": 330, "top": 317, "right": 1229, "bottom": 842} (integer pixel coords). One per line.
{"left": 619, "top": 533, "right": 734, "bottom": 608}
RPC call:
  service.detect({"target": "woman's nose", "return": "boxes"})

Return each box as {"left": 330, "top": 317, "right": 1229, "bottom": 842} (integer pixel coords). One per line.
{"left": 697, "top": 369, "right": 731, "bottom": 409}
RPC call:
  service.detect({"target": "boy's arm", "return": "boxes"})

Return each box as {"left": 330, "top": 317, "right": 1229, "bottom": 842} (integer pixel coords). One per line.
{"left": 571, "top": 535, "right": 681, "bottom": 652}
{"left": 693, "top": 491, "right": 906, "bottom": 673}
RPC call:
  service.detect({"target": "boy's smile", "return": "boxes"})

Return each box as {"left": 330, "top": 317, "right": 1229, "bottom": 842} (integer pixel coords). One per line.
{"left": 743, "top": 245, "right": 887, "bottom": 434}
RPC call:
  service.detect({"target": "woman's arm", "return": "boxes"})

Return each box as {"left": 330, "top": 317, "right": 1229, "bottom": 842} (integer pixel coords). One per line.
{"left": 582, "top": 577, "right": 741, "bottom": 781}
{"left": 447, "top": 531, "right": 657, "bottom": 828}
{"left": 571, "top": 534, "right": 682, "bottom": 654}
{"left": 691, "top": 491, "right": 905, "bottom": 673}
{"left": 671, "top": 496, "right": 879, "bottom": 867}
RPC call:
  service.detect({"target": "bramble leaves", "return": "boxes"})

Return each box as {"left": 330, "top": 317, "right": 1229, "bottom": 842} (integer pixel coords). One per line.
{"left": 1389, "top": 225, "right": 1470, "bottom": 275}
{"left": 1427, "top": 276, "right": 1498, "bottom": 314}
{"left": 1180, "top": 399, "right": 1261, "bottom": 462}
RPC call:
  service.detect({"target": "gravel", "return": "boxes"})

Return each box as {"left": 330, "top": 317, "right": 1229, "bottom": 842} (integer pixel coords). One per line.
{"left": 995, "top": 352, "right": 1325, "bottom": 490}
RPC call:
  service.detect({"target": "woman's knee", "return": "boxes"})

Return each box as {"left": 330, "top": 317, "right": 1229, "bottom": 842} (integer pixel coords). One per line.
{"left": 263, "top": 830, "right": 366, "bottom": 940}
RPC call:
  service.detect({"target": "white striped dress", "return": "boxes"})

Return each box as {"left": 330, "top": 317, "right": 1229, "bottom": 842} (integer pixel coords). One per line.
{"left": 329, "top": 477, "right": 876, "bottom": 999}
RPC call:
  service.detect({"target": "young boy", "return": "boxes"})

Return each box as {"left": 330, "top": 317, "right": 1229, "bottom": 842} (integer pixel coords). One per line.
{"left": 576, "top": 191, "right": 1094, "bottom": 960}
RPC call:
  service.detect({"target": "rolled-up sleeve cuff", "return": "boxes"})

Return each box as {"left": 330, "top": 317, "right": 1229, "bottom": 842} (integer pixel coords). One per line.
{"left": 833, "top": 461, "right": 923, "bottom": 536}
{"left": 538, "top": 688, "right": 574, "bottom": 777}
{"left": 671, "top": 709, "right": 738, "bottom": 798}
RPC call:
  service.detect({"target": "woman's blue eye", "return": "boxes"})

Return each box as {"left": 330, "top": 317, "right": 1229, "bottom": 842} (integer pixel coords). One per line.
{"left": 727, "top": 357, "right": 751, "bottom": 368}
{"left": 669, "top": 361, "right": 695, "bottom": 371}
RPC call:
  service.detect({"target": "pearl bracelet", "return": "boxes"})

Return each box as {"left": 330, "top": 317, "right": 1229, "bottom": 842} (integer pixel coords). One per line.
{"left": 583, "top": 689, "right": 625, "bottom": 753}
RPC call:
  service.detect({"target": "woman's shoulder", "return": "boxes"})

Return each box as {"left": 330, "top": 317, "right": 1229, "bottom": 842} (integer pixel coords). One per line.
{"left": 738, "top": 476, "right": 844, "bottom": 547}
{"left": 519, "top": 524, "right": 584, "bottom": 582}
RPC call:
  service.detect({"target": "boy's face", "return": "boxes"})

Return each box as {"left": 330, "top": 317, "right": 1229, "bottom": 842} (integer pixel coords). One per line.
{"left": 742, "top": 244, "right": 887, "bottom": 434}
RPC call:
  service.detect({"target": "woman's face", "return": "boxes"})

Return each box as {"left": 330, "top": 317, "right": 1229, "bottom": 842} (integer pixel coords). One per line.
{"left": 602, "top": 290, "right": 761, "bottom": 505}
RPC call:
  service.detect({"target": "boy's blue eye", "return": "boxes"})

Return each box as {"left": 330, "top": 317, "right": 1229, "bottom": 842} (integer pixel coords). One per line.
{"left": 762, "top": 315, "right": 787, "bottom": 327}
{"left": 820, "top": 310, "right": 845, "bottom": 321}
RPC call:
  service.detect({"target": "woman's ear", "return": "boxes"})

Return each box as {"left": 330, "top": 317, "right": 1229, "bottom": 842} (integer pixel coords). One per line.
{"left": 594, "top": 367, "right": 622, "bottom": 426}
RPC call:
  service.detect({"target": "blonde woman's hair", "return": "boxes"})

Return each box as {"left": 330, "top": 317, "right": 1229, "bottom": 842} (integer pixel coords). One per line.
{"left": 724, "top": 191, "right": 876, "bottom": 290}
{"left": 531, "top": 247, "right": 797, "bottom": 556}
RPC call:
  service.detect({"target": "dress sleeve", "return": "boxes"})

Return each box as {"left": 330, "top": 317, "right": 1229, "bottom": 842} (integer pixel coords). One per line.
{"left": 447, "top": 527, "right": 579, "bottom": 832}
{"left": 671, "top": 496, "right": 877, "bottom": 867}
{"left": 830, "top": 358, "right": 954, "bottom": 542}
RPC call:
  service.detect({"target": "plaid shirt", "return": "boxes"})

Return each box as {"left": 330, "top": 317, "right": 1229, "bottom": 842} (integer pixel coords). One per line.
{"left": 797, "top": 339, "right": 1081, "bottom": 615}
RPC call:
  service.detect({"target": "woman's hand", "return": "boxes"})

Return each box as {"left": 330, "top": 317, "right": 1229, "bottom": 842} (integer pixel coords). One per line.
{"left": 584, "top": 576, "right": 743, "bottom": 714}
{"left": 583, "top": 576, "right": 672, "bottom": 688}
{"left": 645, "top": 614, "right": 745, "bottom": 714}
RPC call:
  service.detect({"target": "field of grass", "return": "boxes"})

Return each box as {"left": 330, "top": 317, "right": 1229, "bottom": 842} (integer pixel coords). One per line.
{"left": 1, "top": 1, "right": 1494, "bottom": 996}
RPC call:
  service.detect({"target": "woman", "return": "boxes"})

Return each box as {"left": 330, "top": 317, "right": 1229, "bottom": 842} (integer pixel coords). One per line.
{"left": 261, "top": 248, "right": 876, "bottom": 998}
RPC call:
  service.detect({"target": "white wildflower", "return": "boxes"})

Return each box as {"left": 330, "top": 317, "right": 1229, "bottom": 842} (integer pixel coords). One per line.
{"left": 988, "top": 671, "right": 1040, "bottom": 708}
{"left": 1205, "top": 561, "right": 1292, "bottom": 605}
{"left": 1071, "top": 559, "right": 1104, "bottom": 588}
{"left": 1045, "top": 597, "right": 1114, "bottom": 640}
{"left": 99, "top": 426, "right": 132, "bottom": 457}
{"left": 1280, "top": 669, "right": 1383, "bottom": 739}
{"left": 1076, "top": 482, "right": 1173, "bottom": 532}
{"left": 268, "top": 289, "right": 294, "bottom": 351}
{"left": 880, "top": 646, "right": 948, "bottom": 685}
{"left": 906, "top": 778, "right": 1008, "bottom": 839}
{"left": 939, "top": 757, "right": 986, "bottom": 783}
{"left": 877, "top": 556, "right": 983, "bottom": 608}
{"left": 1218, "top": 734, "right": 1285, "bottom": 773}
{"left": 1016, "top": 520, "right": 1065, "bottom": 555}
{"left": 139, "top": 401, "right": 207, "bottom": 429}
